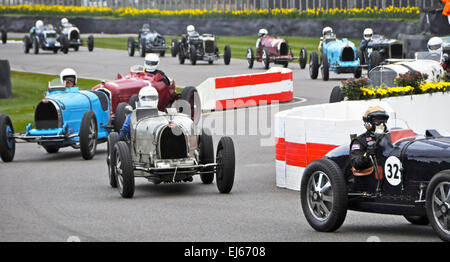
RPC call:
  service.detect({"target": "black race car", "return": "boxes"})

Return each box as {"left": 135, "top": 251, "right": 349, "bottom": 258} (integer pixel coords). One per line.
{"left": 362, "top": 35, "right": 404, "bottom": 71}
{"left": 127, "top": 24, "right": 168, "bottom": 57}
{"left": 300, "top": 128, "right": 450, "bottom": 241}
{"left": 175, "top": 33, "right": 231, "bottom": 65}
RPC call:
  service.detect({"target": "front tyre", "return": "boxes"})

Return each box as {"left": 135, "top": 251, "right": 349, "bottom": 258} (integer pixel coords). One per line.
{"left": 262, "top": 48, "right": 270, "bottom": 69}
{"left": 216, "top": 136, "right": 235, "bottom": 194}
{"left": 113, "top": 102, "right": 129, "bottom": 132}
{"left": 309, "top": 51, "right": 319, "bottom": 79}
{"left": 0, "top": 114, "right": 15, "bottom": 162}
{"left": 114, "top": 141, "right": 135, "bottom": 198}
{"left": 107, "top": 132, "right": 120, "bottom": 188}
{"left": 180, "top": 86, "right": 201, "bottom": 124}
{"left": 426, "top": 171, "right": 450, "bottom": 242}
{"left": 299, "top": 47, "right": 307, "bottom": 69}
{"left": 79, "top": 110, "right": 98, "bottom": 160}
{"left": 321, "top": 53, "right": 329, "bottom": 81}
{"left": 127, "top": 37, "right": 135, "bottom": 56}
{"left": 87, "top": 35, "right": 94, "bottom": 52}
{"left": 247, "top": 47, "right": 254, "bottom": 69}
{"left": 300, "top": 158, "right": 348, "bottom": 232}
{"left": 223, "top": 45, "right": 231, "bottom": 65}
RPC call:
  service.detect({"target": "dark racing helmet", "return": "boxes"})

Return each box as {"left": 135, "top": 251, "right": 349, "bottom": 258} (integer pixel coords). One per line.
{"left": 363, "top": 106, "right": 389, "bottom": 134}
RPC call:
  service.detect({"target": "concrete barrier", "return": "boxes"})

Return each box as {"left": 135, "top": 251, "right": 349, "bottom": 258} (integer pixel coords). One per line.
{"left": 197, "top": 67, "right": 293, "bottom": 111}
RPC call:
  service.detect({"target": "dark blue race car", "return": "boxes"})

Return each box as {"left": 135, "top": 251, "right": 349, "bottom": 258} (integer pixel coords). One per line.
{"left": 0, "top": 79, "right": 112, "bottom": 161}
{"left": 127, "top": 24, "right": 168, "bottom": 57}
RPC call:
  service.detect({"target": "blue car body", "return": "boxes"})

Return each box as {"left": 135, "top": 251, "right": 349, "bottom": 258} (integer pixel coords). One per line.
{"left": 16, "top": 83, "right": 111, "bottom": 157}
{"left": 30, "top": 25, "right": 62, "bottom": 51}
{"left": 322, "top": 38, "right": 361, "bottom": 74}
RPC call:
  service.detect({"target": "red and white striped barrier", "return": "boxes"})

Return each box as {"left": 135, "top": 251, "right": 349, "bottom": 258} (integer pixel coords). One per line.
{"left": 197, "top": 67, "right": 293, "bottom": 111}
{"left": 275, "top": 101, "right": 395, "bottom": 191}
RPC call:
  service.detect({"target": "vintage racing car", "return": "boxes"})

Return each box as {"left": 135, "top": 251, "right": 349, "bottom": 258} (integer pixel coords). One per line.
{"left": 23, "top": 23, "right": 67, "bottom": 54}
{"left": 92, "top": 65, "right": 201, "bottom": 131}
{"left": 106, "top": 106, "right": 235, "bottom": 198}
{"left": 247, "top": 35, "right": 306, "bottom": 69}
{"left": 300, "top": 128, "right": 450, "bottom": 241}
{"left": 0, "top": 79, "right": 111, "bottom": 162}
{"left": 361, "top": 34, "right": 404, "bottom": 71}
{"left": 59, "top": 22, "right": 94, "bottom": 52}
{"left": 127, "top": 24, "right": 168, "bottom": 57}
{"left": 310, "top": 35, "right": 362, "bottom": 81}
{"left": 176, "top": 33, "right": 231, "bottom": 65}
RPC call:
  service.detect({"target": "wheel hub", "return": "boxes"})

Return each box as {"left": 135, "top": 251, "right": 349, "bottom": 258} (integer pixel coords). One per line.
{"left": 442, "top": 203, "right": 449, "bottom": 215}
{"left": 312, "top": 191, "right": 321, "bottom": 201}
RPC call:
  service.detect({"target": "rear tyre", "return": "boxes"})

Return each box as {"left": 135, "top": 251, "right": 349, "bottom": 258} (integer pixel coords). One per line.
{"left": 113, "top": 141, "right": 135, "bottom": 198}
{"left": 87, "top": 35, "right": 94, "bottom": 52}
{"left": 128, "top": 94, "right": 139, "bottom": 109}
{"left": 426, "top": 171, "right": 450, "bottom": 242}
{"left": 127, "top": 37, "right": 135, "bottom": 56}
{"left": 309, "top": 51, "right": 319, "bottom": 79}
{"left": 0, "top": 114, "right": 15, "bottom": 162}
{"left": 223, "top": 45, "right": 231, "bottom": 65}
{"left": 329, "top": 86, "right": 344, "bottom": 103}
{"left": 321, "top": 53, "right": 329, "bottom": 81}
{"left": 299, "top": 47, "right": 307, "bottom": 69}
{"left": 300, "top": 158, "right": 348, "bottom": 232}
{"left": 60, "top": 35, "right": 69, "bottom": 54}
{"left": 107, "top": 132, "right": 120, "bottom": 188}
{"left": 216, "top": 136, "right": 235, "bottom": 194}
{"left": 180, "top": 86, "right": 201, "bottom": 124}
{"left": 247, "top": 48, "right": 254, "bottom": 69}
{"left": 199, "top": 129, "right": 214, "bottom": 184}
{"left": 262, "top": 48, "right": 270, "bottom": 69}
{"left": 114, "top": 102, "right": 129, "bottom": 132}
{"left": 80, "top": 110, "right": 98, "bottom": 160}
{"left": 404, "top": 215, "right": 429, "bottom": 225}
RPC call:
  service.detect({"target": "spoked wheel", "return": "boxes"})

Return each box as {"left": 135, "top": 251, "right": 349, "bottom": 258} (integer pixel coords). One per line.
{"left": 247, "top": 47, "right": 254, "bottom": 69}
{"left": 107, "top": 132, "right": 120, "bottom": 188}
{"left": 215, "top": 136, "right": 235, "bottom": 194}
{"left": 426, "top": 171, "right": 450, "bottom": 241}
{"left": 113, "top": 141, "right": 135, "bottom": 198}
{"left": 300, "top": 158, "right": 348, "bottom": 232}
{"left": 262, "top": 48, "right": 270, "bottom": 69}
{"left": 0, "top": 114, "right": 15, "bottom": 162}
{"left": 80, "top": 111, "right": 98, "bottom": 160}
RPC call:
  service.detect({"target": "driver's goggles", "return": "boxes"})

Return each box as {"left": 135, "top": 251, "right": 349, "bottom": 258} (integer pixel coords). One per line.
{"left": 364, "top": 34, "right": 372, "bottom": 38}
{"left": 140, "top": 95, "right": 158, "bottom": 101}
{"left": 145, "top": 61, "right": 158, "bottom": 66}
{"left": 64, "top": 78, "right": 75, "bottom": 83}
{"left": 429, "top": 44, "right": 441, "bottom": 50}
{"left": 372, "top": 119, "right": 387, "bottom": 126}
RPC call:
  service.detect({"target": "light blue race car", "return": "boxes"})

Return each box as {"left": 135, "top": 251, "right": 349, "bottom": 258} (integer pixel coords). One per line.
{"left": 0, "top": 79, "right": 112, "bottom": 162}
{"left": 309, "top": 34, "right": 362, "bottom": 81}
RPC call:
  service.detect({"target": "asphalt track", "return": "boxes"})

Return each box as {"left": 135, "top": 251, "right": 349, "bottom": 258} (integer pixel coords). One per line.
{"left": 0, "top": 42, "right": 440, "bottom": 242}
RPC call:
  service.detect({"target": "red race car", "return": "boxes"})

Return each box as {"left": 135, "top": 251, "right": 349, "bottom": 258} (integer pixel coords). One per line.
{"left": 92, "top": 65, "right": 200, "bottom": 131}
{"left": 247, "top": 36, "right": 307, "bottom": 70}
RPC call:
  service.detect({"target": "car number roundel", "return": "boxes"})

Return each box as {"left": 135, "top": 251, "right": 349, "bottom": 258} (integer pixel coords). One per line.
{"left": 384, "top": 156, "right": 402, "bottom": 186}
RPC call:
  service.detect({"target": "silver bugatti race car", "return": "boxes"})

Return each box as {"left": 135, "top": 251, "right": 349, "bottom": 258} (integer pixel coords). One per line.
{"left": 106, "top": 106, "right": 235, "bottom": 198}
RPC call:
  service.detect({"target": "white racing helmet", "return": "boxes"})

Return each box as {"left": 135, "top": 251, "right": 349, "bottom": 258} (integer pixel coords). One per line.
{"left": 35, "top": 20, "right": 44, "bottom": 29}
{"left": 363, "top": 28, "right": 373, "bottom": 41}
{"left": 428, "top": 37, "right": 443, "bottom": 54}
{"left": 138, "top": 86, "right": 159, "bottom": 108}
{"left": 61, "top": 18, "right": 69, "bottom": 26}
{"left": 322, "top": 26, "right": 333, "bottom": 37}
{"left": 187, "top": 25, "right": 195, "bottom": 34}
{"left": 258, "top": 28, "right": 268, "bottom": 37}
{"left": 144, "top": 53, "right": 160, "bottom": 73}
{"left": 60, "top": 68, "right": 77, "bottom": 85}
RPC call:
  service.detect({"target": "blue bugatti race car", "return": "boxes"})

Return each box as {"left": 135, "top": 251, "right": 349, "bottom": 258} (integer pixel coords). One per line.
{"left": 300, "top": 128, "right": 450, "bottom": 241}
{"left": 127, "top": 24, "right": 168, "bottom": 57}
{"left": 309, "top": 35, "right": 362, "bottom": 81}
{"left": 0, "top": 79, "right": 111, "bottom": 162}
{"left": 23, "top": 21, "right": 68, "bottom": 54}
